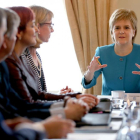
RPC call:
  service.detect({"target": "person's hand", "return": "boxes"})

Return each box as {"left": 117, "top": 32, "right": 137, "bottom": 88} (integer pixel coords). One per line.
{"left": 76, "top": 94, "right": 99, "bottom": 109}
{"left": 84, "top": 56, "right": 107, "bottom": 82}
{"left": 59, "top": 86, "right": 74, "bottom": 94}
{"left": 64, "top": 98, "right": 89, "bottom": 121}
{"left": 4, "top": 117, "right": 33, "bottom": 129}
{"left": 88, "top": 56, "right": 107, "bottom": 73}
{"left": 40, "top": 115, "right": 75, "bottom": 139}
{"left": 132, "top": 63, "right": 140, "bottom": 75}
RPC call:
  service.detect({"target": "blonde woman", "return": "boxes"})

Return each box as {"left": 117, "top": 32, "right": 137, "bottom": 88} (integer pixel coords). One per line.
{"left": 21, "top": 5, "right": 73, "bottom": 94}
{"left": 82, "top": 9, "right": 140, "bottom": 95}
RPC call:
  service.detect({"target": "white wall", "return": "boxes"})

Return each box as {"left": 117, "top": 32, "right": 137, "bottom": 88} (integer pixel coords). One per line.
{"left": 1, "top": 0, "right": 83, "bottom": 92}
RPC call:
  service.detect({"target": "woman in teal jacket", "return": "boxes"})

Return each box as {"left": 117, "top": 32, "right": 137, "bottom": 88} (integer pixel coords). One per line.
{"left": 82, "top": 8, "right": 140, "bottom": 95}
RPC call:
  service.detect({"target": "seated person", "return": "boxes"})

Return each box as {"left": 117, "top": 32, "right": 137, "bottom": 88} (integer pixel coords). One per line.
{"left": 22, "top": 5, "right": 73, "bottom": 94}
{"left": 1, "top": 113, "right": 75, "bottom": 139}
{"left": 82, "top": 8, "right": 140, "bottom": 95}
{"left": 0, "top": 7, "right": 75, "bottom": 140}
{"left": 5, "top": 6, "right": 98, "bottom": 109}
{"left": 0, "top": 7, "right": 89, "bottom": 122}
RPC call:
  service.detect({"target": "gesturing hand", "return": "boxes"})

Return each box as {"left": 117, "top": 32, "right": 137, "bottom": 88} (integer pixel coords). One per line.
{"left": 88, "top": 56, "right": 107, "bottom": 73}
{"left": 59, "top": 86, "right": 74, "bottom": 94}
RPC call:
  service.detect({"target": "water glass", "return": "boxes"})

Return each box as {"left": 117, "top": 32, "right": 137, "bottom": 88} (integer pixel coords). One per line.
{"left": 116, "top": 108, "right": 139, "bottom": 140}
{"left": 111, "top": 90, "right": 125, "bottom": 109}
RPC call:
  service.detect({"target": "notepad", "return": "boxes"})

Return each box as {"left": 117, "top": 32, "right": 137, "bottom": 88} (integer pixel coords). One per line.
{"left": 124, "top": 93, "right": 140, "bottom": 102}
{"left": 89, "top": 102, "right": 112, "bottom": 113}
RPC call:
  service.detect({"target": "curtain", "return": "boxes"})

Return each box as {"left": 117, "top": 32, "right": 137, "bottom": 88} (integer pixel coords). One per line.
{"left": 64, "top": 0, "right": 118, "bottom": 95}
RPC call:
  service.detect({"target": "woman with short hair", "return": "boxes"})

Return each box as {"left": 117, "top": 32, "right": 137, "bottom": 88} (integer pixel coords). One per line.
{"left": 82, "top": 8, "right": 140, "bottom": 95}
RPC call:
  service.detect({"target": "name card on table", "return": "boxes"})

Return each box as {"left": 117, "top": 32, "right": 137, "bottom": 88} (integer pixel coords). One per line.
{"left": 67, "top": 133, "right": 117, "bottom": 140}
{"left": 124, "top": 93, "right": 140, "bottom": 102}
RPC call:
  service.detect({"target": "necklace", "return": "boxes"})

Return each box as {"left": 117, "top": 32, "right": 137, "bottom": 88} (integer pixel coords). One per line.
{"left": 36, "top": 57, "right": 42, "bottom": 78}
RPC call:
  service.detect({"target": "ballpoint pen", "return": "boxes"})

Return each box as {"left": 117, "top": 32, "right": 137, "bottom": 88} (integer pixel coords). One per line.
{"left": 96, "top": 57, "right": 101, "bottom": 65}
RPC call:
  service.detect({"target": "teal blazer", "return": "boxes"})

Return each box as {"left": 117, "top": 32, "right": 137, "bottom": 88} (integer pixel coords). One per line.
{"left": 82, "top": 43, "right": 140, "bottom": 95}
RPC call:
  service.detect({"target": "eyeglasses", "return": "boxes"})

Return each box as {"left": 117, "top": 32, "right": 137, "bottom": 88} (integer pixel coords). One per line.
{"left": 39, "top": 23, "right": 54, "bottom": 29}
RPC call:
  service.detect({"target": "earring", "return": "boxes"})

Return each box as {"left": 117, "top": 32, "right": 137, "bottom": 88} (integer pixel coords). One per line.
{"left": 19, "top": 37, "right": 21, "bottom": 40}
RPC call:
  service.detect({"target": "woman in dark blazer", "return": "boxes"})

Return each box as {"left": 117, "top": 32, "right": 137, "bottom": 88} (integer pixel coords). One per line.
{"left": 0, "top": 7, "right": 75, "bottom": 140}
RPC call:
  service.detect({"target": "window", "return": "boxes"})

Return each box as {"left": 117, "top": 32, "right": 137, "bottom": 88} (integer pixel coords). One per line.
{"left": 2, "top": 0, "right": 82, "bottom": 92}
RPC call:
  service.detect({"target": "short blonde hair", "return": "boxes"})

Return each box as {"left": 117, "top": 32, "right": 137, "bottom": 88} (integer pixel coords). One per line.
{"left": 29, "top": 5, "right": 54, "bottom": 45}
{"left": 4, "top": 8, "right": 20, "bottom": 39}
{"left": 109, "top": 8, "right": 137, "bottom": 43}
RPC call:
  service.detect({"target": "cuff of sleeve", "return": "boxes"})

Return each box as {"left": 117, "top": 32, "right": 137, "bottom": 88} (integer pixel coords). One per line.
{"left": 84, "top": 77, "right": 92, "bottom": 85}
{"left": 50, "top": 101, "right": 64, "bottom": 109}
{"left": 15, "top": 128, "right": 47, "bottom": 140}
{"left": 14, "top": 123, "right": 45, "bottom": 132}
{"left": 50, "top": 108, "right": 66, "bottom": 119}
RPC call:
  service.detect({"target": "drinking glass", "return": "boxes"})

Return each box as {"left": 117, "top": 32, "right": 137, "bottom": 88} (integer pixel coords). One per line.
{"left": 116, "top": 108, "right": 140, "bottom": 140}
{"left": 111, "top": 90, "right": 125, "bottom": 109}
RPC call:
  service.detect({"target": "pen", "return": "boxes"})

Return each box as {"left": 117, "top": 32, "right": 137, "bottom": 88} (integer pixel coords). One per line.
{"left": 96, "top": 58, "right": 101, "bottom": 65}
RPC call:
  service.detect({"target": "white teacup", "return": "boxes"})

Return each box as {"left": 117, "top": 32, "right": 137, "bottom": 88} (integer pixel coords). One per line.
{"left": 111, "top": 90, "right": 125, "bottom": 108}
{"left": 111, "top": 90, "right": 125, "bottom": 99}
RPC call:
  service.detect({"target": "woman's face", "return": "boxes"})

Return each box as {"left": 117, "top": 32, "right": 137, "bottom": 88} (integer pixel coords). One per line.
{"left": 21, "top": 20, "right": 38, "bottom": 47}
{"left": 38, "top": 20, "right": 54, "bottom": 42}
{"left": 0, "top": 18, "right": 7, "bottom": 48}
{"left": 112, "top": 19, "right": 135, "bottom": 46}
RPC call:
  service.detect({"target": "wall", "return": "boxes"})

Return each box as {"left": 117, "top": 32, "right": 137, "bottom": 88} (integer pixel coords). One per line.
{"left": 117, "top": 0, "right": 140, "bottom": 43}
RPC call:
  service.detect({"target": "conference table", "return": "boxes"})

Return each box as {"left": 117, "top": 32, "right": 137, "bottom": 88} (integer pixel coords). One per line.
{"left": 67, "top": 95, "right": 122, "bottom": 140}
{"left": 44, "top": 95, "right": 124, "bottom": 140}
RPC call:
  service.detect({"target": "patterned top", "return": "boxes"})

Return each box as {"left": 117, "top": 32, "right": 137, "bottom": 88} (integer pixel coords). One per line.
{"left": 21, "top": 48, "right": 47, "bottom": 92}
